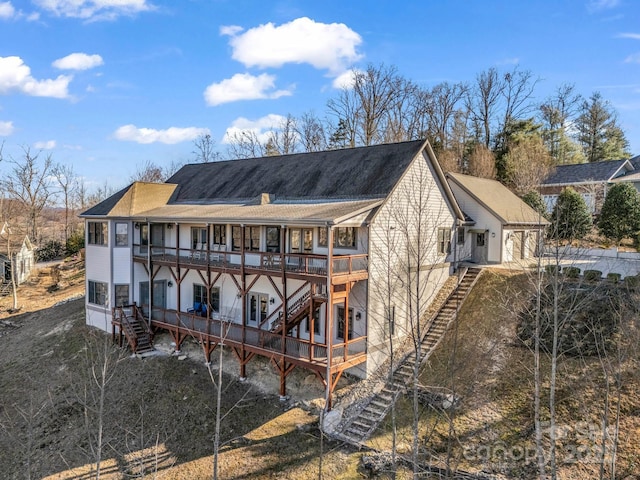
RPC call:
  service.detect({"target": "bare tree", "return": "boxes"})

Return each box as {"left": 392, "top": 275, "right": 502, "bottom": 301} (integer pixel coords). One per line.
{"left": 466, "top": 143, "right": 496, "bottom": 179}
{"left": 0, "top": 146, "right": 54, "bottom": 242}
{"left": 265, "top": 114, "right": 299, "bottom": 156}
{"left": 429, "top": 82, "right": 468, "bottom": 150}
{"left": 52, "top": 163, "right": 79, "bottom": 243}
{"left": 504, "top": 134, "right": 555, "bottom": 195}
{"left": 130, "top": 160, "right": 166, "bottom": 183}
{"left": 225, "top": 131, "right": 266, "bottom": 159}
{"left": 539, "top": 84, "right": 584, "bottom": 164}
{"left": 193, "top": 133, "right": 220, "bottom": 163}
{"left": 467, "top": 67, "right": 505, "bottom": 148}
{"left": 295, "top": 111, "right": 328, "bottom": 152}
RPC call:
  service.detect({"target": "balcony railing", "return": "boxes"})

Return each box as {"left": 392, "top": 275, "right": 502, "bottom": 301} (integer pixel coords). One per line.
{"left": 149, "top": 306, "right": 366, "bottom": 368}
{"left": 132, "top": 244, "right": 367, "bottom": 279}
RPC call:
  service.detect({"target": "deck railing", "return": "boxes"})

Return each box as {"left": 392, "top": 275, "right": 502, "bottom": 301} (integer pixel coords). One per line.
{"left": 148, "top": 306, "right": 366, "bottom": 367}
{"left": 132, "top": 244, "right": 367, "bottom": 278}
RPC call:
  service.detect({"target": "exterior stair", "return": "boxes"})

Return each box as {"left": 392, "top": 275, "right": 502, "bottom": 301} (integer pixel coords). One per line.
{"left": 114, "top": 304, "right": 155, "bottom": 355}
{"left": 338, "top": 267, "right": 483, "bottom": 445}
{"left": 0, "top": 282, "right": 11, "bottom": 297}
{"left": 269, "top": 289, "right": 312, "bottom": 335}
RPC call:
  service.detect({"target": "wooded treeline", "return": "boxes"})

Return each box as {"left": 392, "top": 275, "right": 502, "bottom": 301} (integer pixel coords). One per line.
{"left": 0, "top": 63, "right": 632, "bottom": 248}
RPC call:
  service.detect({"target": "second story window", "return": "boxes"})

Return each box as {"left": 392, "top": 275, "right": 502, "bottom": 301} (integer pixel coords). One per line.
{"left": 88, "top": 221, "right": 107, "bottom": 245}
{"left": 115, "top": 222, "right": 128, "bottom": 246}
{"left": 191, "top": 227, "right": 207, "bottom": 249}
{"left": 266, "top": 227, "right": 281, "bottom": 253}
{"left": 290, "top": 228, "right": 313, "bottom": 253}
{"left": 212, "top": 224, "right": 226, "bottom": 246}
{"left": 334, "top": 227, "right": 356, "bottom": 249}
{"left": 244, "top": 226, "right": 260, "bottom": 251}
{"left": 438, "top": 227, "right": 452, "bottom": 255}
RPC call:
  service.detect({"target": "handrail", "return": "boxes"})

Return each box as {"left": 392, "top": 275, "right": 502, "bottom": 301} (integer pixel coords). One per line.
{"left": 149, "top": 306, "right": 367, "bottom": 366}
{"left": 131, "top": 243, "right": 368, "bottom": 277}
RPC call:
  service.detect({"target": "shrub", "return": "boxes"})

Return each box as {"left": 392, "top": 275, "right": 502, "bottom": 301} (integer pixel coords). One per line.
{"left": 36, "top": 240, "right": 65, "bottom": 262}
{"left": 545, "top": 264, "right": 560, "bottom": 275}
{"left": 521, "top": 191, "right": 549, "bottom": 220}
{"left": 548, "top": 187, "right": 592, "bottom": 241}
{"left": 563, "top": 266, "right": 581, "bottom": 278}
{"left": 624, "top": 275, "right": 640, "bottom": 289}
{"left": 607, "top": 272, "right": 621, "bottom": 283}
{"left": 65, "top": 231, "right": 85, "bottom": 256}
{"left": 598, "top": 183, "right": 640, "bottom": 243}
{"left": 584, "top": 270, "right": 602, "bottom": 282}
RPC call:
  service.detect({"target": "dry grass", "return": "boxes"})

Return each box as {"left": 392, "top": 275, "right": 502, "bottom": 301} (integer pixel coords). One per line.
{"left": 2, "top": 264, "right": 639, "bottom": 479}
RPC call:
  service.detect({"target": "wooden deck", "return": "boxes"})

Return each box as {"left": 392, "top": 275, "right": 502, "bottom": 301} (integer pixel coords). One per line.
{"left": 132, "top": 245, "right": 368, "bottom": 284}
{"left": 146, "top": 307, "right": 367, "bottom": 374}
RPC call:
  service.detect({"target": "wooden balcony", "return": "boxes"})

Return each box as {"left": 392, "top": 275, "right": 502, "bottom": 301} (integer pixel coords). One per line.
{"left": 132, "top": 245, "right": 368, "bottom": 284}
{"left": 147, "top": 306, "right": 367, "bottom": 374}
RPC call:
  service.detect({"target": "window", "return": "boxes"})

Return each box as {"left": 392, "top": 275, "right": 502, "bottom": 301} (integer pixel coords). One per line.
{"left": 437, "top": 228, "right": 451, "bottom": 255}
{"left": 385, "top": 305, "right": 396, "bottom": 337}
{"left": 476, "top": 232, "right": 486, "bottom": 247}
{"left": 88, "top": 222, "right": 107, "bottom": 245}
{"left": 266, "top": 227, "right": 281, "bottom": 253}
{"left": 318, "top": 228, "right": 328, "bottom": 247}
{"left": 114, "top": 284, "right": 129, "bottom": 307}
{"left": 192, "top": 284, "right": 220, "bottom": 316}
{"left": 212, "top": 224, "right": 226, "bottom": 246}
{"left": 88, "top": 280, "right": 108, "bottom": 306}
{"left": 457, "top": 227, "right": 465, "bottom": 245}
{"left": 191, "top": 227, "right": 207, "bottom": 249}
{"left": 246, "top": 292, "right": 268, "bottom": 325}
{"left": 304, "top": 306, "right": 322, "bottom": 335}
{"left": 244, "top": 226, "right": 261, "bottom": 251}
{"left": 115, "top": 222, "right": 128, "bottom": 247}
{"left": 140, "top": 224, "right": 149, "bottom": 253}
{"left": 290, "top": 228, "right": 313, "bottom": 253}
{"left": 232, "top": 226, "right": 242, "bottom": 251}
{"left": 335, "top": 227, "right": 356, "bottom": 248}
{"left": 337, "top": 306, "right": 354, "bottom": 340}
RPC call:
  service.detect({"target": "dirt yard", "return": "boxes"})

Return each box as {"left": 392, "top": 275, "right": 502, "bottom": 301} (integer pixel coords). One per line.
{"left": 0, "top": 260, "right": 364, "bottom": 480}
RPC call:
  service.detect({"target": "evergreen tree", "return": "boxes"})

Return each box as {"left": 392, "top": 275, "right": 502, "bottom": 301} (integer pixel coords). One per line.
{"left": 598, "top": 183, "right": 640, "bottom": 243}
{"left": 549, "top": 187, "right": 592, "bottom": 240}
{"left": 521, "top": 191, "right": 549, "bottom": 219}
{"left": 575, "top": 92, "right": 630, "bottom": 162}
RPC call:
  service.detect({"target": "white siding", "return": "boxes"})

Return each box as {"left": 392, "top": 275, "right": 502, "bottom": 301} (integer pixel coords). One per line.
{"left": 448, "top": 183, "right": 503, "bottom": 263}
{"left": 367, "top": 152, "right": 456, "bottom": 377}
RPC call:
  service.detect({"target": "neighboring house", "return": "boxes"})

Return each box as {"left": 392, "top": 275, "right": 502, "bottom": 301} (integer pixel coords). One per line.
{"left": 447, "top": 173, "right": 549, "bottom": 264}
{"left": 539, "top": 158, "right": 636, "bottom": 214}
{"left": 80, "top": 140, "right": 467, "bottom": 404}
{"left": 0, "top": 235, "right": 35, "bottom": 285}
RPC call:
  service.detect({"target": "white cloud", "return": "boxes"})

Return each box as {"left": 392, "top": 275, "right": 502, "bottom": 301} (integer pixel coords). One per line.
{"left": 204, "top": 72, "right": 293, "bottom": 106}
{"left": 0, "top": 56, "right": 71, "bottom": 98}
{"left": 34, "top": 0, "right": 154, "bottom": 21}
{"left": 618, "top": 33, "right": 640, "bottom": 40}
{"left": 221, "top": 114, "right": 286, "bottom": 145}
{"left": 223, "top": 17, "right": 362, "bottom": 75}
{"left": 625, "top": 53, "right": 640, "bottom": 63}
{"left": 331, "top": 69, "right": 360, "bottom": 89}
{"left": 219, "top": 24, "right": 243, "bottom": 36}
{"left": 0, "top": 120, "right": 14, "bottom": 136}
{"left": 34, "top": 140, "right": 56, "bottom": 149}
{"left": 113, "top": 124, "right": 210, "bottom": 144}
{"left": 53, "top": 52, "right": 103, "bottom": 70}
{"left": 0, "top": 2, "right": 15, "bottom": 19}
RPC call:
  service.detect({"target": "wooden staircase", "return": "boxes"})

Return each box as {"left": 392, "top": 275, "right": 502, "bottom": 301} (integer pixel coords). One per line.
{"left": 114, "top": 304, "right": 155, "bottom": 355}
{"left": 338, "top": 267, "right": 482, "bottom": 444}
{"left": 0, "top": 282, "right": 11, "bottom": 297}
{"left": 268, "top": 288, "right": 313, "bottom": 335}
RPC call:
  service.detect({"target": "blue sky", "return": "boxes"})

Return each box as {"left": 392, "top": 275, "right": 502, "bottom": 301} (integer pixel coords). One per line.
{"left": 0, "top": 0, "right": 639, "bottom": 193}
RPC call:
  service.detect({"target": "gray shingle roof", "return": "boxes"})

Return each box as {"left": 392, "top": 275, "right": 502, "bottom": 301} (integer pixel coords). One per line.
{"left": 166, "top": 140, "right": 427, "bottom": 203}
{"left": 541, "top": 159, "right": 632, "bottom": 185}
{"left": 448, "top": 173, "right": 549, "bottom": 226}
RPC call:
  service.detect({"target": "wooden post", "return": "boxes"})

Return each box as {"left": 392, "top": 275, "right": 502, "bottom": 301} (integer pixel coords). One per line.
{"left": 325, "top": 225, "right": 334, "bottom": 411}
